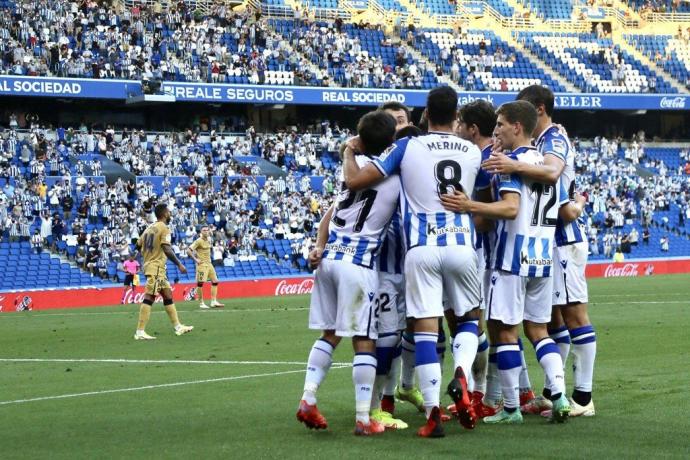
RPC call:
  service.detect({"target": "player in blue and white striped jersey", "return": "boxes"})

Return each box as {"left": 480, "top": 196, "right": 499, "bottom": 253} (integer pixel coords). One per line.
{"left": 296, "top": 111, "right": 400, "bottom": 436}
{"left": 485, "top": 85, "right": 596, "bottom": 418}
{"left": 448, "top": 100, "right": 498, "bottom": 419}
{"left": 442, "top": 101, "right": 572, "bottom": 424}
{"left": 343, "top": 87, "right": 483, "bottom": 437}
{"left": 369, "top": 108, "right": 419, "bottom": 429}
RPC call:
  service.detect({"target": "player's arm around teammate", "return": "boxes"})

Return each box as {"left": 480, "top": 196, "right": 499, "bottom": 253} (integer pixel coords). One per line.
{"left": 307, "top": 205, "right": 334, "bottom": 270}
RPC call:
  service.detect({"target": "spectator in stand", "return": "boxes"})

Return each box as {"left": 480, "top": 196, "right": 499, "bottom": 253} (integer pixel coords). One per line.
{"left": 31, "top": 229, "right": 44, "bottom": 254}
{"left": 660, "top": 235, "right": 669, "bottom": 252}
{"left": 613, "top": 246, "right": 625, "bottom": 262}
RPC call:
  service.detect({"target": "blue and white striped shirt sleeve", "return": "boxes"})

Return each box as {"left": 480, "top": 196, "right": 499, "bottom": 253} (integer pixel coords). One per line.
{"left": 373, "top": 137, "right": 410, "bottom": 177}
{"left": 498, "top": 173, "right": 522, "bottom": 195}
{"left": 542, "top": 133, "right": 569, "bottom": 162}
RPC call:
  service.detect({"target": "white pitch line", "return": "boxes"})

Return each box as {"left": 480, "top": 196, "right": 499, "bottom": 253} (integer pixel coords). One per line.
{"left": 593, "top": 301, "right": 688, "bottom": 305}
{"left": 0, "top": 366, "right": 349, "bottom": 406}
{"left": 0, "top": 358, "right": 352, "bottom": 366}
{"left": 0, "top": 307, "right": 308, "bottom": 318}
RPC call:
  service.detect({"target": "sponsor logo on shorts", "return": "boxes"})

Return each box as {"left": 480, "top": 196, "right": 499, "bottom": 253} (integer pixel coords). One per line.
{"left": 520, "top": 252, "right": 552, "bottom": 266}
{"left": 560, "top": 260, "right": 568, "bottom": 268}
{"left": 426, "top": 224, "right": 470, "bottom": 236}
{"left": 324, "top": 242, "right": 357, "bottom": 255}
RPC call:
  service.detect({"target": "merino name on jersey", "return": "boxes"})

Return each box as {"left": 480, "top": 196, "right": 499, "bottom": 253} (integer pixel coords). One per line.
{"left": 489, "top": 146, "right": 569, "bottom": 277}
{"left": 536, "top": 124, "right": 586, "bottom": 246}
{"left": 323, "top": 154, "right": 399, "bottom": 269}
{"left": 373, "top": 133, "right": 482, "bottom": 249}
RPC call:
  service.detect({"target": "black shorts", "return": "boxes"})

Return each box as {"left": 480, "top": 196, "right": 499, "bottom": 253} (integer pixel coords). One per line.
{"left": 124, "top": 274, "right": 134, "bottom": 286}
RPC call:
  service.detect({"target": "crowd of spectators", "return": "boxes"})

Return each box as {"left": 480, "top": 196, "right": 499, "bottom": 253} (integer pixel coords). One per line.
{"left": 283, "top": 20, "right": 426, "bottom": 89}
{"left": 574, "top": 133, "right": 690, "bottom": 259}
{"left": 2, "top": 116, "right": 690, "bottom": 284}
{"left": 637, "top": 0, "right": 689, "bottom": 15}
{"left": 0, "top": 119, "right": 351, "bottom": 281}
{"left": 0, "top": 0, "right": 326, "bottom": 86}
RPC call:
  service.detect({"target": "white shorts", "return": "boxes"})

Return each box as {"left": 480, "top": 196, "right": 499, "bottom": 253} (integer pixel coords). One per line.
{"left": 485, "top": 270, "right": 553, "bottom": 325}
{"left": 309, "top": 259, "right": 379, "bottom": 339}
{"left": 553, "top": 242, "right": 589, "bottom": 305}
{"left": 405, "top": 245, "right": 481, "bottom": 320}
{"left": 377, "top": 272, "right": 406, "bottom": 334}
{"left": 477, "top": 247, "right": 486, "bottom": 310}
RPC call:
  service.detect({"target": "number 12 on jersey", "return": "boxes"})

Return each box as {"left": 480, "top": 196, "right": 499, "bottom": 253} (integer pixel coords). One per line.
{"left": 530, "top": 183, "right": 557, "bottom": 227}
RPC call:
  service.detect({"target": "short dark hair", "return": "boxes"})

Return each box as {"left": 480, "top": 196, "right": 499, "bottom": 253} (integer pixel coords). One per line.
{"left": 426, "top": 86, "right": 458, "bottom": 126}
{"left": 496, "top": 101, "right": 538, "bottom": 137}
{"left": 357, "top": 110, "right": 396, "bottom": 155}
{"left": 458, "top": 100, "right": 497, "bottom": 137}
{"left": 154, "top": 203, "right": 168, "bottom": 219}
{"left": 395, "top": 125, "right": 423, "bottom": 140}
{"left": 417, "top": 111, "right": 428, "bottom": 133}
{"left": 379, "top": 101, "right": 411, "bottom": 123}
{"left": 516, "top": 85, "right": 555, "bottom": 117}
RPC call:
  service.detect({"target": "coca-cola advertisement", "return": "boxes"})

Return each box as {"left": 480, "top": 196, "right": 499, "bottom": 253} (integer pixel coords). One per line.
{"left": 603, "top": 263, "right": 640, "bottom": 278}
{"left": 585, "top": 259, "right": 690, "bottom": 278}
{"left": 274, "top": 279, "right": 315, "bottom": 296}
{"left": 0, "top": 276, "right": 315, "bottom": 312}
{"left": 2, "top": 257, "right": 690, "bottom": 313}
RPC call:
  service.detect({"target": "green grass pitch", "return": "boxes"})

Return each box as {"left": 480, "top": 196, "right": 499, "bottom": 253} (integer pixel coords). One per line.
{"left": 1, "top": 274, "right": 689, "bottom": 459}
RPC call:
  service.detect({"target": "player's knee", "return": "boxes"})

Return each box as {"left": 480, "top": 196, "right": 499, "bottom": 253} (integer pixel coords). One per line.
{"left": 562, "top": 303, "right": 590, "bottom": 329}
{"left": 352, "top": 335, "right": 375, "bottom": 353}
{"left": 522, "top": 320, "right": 547, "bottom": 343}
{"left": 320, "top": 330, "right": 340, "bottom": 348}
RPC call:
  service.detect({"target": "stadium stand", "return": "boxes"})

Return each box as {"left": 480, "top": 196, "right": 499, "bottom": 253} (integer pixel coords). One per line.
{"left": 413, "top": 29, "right": 567, "bottom": 91}
{"left": 2, "top": 122, "right": 689, "bottom": 289}
{"left": 520, "top": 0, "right": 574, "bottom": 20}
{"left": 484, "top": 0, "right": 515, "bottom": 17}
{"left": 0, "top": 0, "right": 685, "bottom": 92}
{"left": 629, "top": 0, "right": 690, "bottom": 14}
{"left": 516, "top": 32, "right": 676, "bottom": 93}
{"left": 0, "top": 0, "right": 689, "bottom": 291}
{"left": 625, "top": 33, "right": 690, "bottom": 89}
{"left": 270, "top": 19, "right": 437, "bottom": 89}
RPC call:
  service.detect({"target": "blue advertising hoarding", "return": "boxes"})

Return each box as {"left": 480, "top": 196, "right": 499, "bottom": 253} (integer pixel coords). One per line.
{"left": 0, "top": 75, "right": 688, "bottom": 111}
{"left": 0, "top": 75, "right": 140, "bottom": 99}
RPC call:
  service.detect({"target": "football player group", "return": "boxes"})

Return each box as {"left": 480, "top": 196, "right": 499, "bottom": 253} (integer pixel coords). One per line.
{"left": 296, "top": 85, "right": 597, "bottom": 437}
